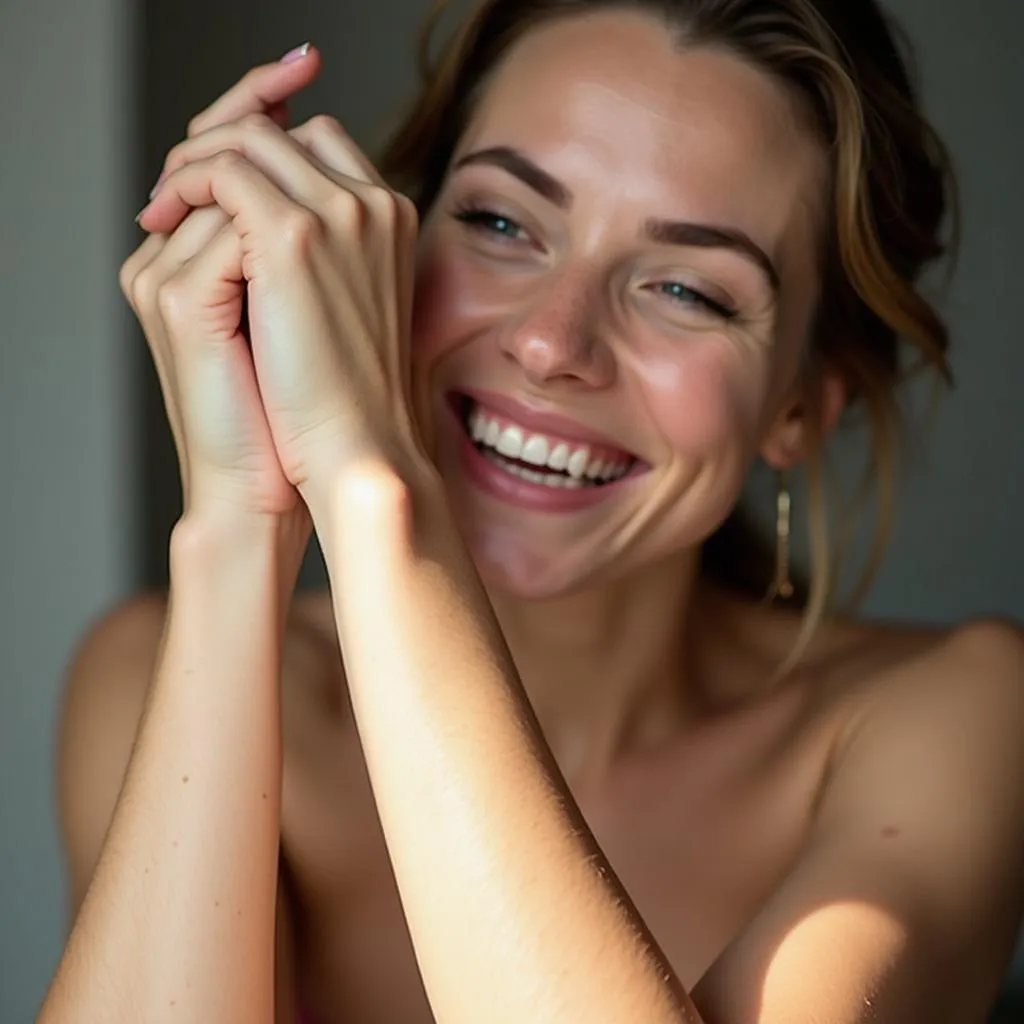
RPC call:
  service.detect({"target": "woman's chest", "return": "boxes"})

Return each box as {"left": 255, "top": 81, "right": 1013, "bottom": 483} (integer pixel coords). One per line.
{"left": 283, "top": 684, "right": 836, "bottom": 1023}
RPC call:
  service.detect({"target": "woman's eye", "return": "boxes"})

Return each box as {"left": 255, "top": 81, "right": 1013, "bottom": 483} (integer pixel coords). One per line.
{"left": 453, "top": 207, "right": 528, "bottom": 242}
{"left": 652, "top": 281, "right": 738, "bottom": 320}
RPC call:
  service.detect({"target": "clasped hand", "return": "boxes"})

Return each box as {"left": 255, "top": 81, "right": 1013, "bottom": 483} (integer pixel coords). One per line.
{"left": 123, "top": 58, "right": 425, "bottom": 533}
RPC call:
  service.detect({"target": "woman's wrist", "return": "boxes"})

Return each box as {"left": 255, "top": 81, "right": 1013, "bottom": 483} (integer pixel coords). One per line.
{"left": 170, "top": 506, "right": 310, "bottom": 615}
{"left": 174, "top": 503, "right": 307, "bottom": 577}
{"left": 302, "top": 449, "right": 443, "bottom": 560}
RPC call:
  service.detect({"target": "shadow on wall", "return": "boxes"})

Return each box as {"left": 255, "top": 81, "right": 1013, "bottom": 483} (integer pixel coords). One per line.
{"left": 990, "top": 988, "right": 1024, "bottom": 1023}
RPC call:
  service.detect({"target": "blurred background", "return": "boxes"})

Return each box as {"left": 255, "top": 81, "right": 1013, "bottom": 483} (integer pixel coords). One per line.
{"left": 2, "top": 0, "right": 1022, "bottom": 1019}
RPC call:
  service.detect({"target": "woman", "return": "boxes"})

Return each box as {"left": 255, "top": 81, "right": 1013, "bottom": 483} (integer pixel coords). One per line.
{"left": 44, "top": 1, "right": 1024, "bottom": 1021}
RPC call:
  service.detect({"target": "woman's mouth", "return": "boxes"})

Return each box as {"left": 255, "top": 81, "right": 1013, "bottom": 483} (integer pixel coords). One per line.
{"left": 448, "top": 392, "right": 647, "bottom": 512}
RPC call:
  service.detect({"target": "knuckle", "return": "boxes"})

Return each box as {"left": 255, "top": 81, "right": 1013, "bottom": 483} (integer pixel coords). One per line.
{"left": 118, "top": 258, "right": 137, "bottom": 304}
{"left": 121, "top": 235, "right": 163, "bottom": 290}
{"left": 212, "top": 149, "right": 246, "bottom": 174}
{"left": 327, "top": 187, "right": 365, "bottom": 227}
{"left": 307, "top": 114, "right": 346, "bottom": 140}
{"left": 398, "top": 193, "right": 421, "bottom": 234}
{"left": 132, "top": 262, "right": 163, "bottom": 314}
{"left": 280, "top": 207, "right": 323, "bottom": 251}
{"left": 367, "top": 185, "right": 402, "bottom": 228}
{"left": 239, "top": 110, "right": 274, "bottom": 134}
{"left": 287, "top": 124, "right": 310, "bottom": 148}
{"left": 162, "top": 140, "right": 185, "bottom": 173}
{"left": 154, "top": 275, "right": 191, "bottom": 325}
{"left": 368, "top": 184, "right": 395, "bottom": 210}
{"left": 186, "top": 112, "right": 208, "bottom": 137}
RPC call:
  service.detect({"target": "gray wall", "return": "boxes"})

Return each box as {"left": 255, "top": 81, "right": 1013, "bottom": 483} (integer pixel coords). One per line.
{"left": 0, "top": 0, "right": 137, "bottom": 1020}
{"left": 2, "top": 0, "right": 1022, "bottom": 1019}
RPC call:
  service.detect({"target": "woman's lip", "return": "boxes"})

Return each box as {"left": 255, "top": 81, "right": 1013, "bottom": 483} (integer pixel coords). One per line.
{"left": 455, "top": 387, "right": 643, "bottom": 463}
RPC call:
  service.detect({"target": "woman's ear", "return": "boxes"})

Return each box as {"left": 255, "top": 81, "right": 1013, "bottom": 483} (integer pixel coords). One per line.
{"left": 760, "top": 368, "right": 847, "bottom": 470}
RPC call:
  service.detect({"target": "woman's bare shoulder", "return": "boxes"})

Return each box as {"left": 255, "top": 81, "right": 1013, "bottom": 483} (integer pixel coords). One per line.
{"left": 809, "top": 611, "right": 1024, "bottom": 714}
{"left": 829, "top": 614, "right": 1024, "bottom": 747}
{"left": 707, "top": 585, "right": 1023, "bottom": 736}
{"left": 57, "top": 591, "right": 174, "bottom": 911}
{"left": 754, "top": 603, "right": 1024, "bottom": 788}
{"left": 63, "top": 587, "right": 346, "bottom": 727}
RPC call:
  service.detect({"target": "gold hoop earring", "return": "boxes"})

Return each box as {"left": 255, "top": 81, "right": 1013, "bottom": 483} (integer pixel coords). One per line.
{"left": 767, "top": 471, "right": 794, "bottom": 602}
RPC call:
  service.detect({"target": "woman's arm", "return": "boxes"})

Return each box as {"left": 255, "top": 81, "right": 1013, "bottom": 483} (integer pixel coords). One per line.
{"left": 134, "top": 106, "right": 701, "bottom": 1022}
{"left": 313, "top": 464, "right": 702, "bottom": 1024}
{"left": 41, "top": 513, "right": 290, "bottom": 1024}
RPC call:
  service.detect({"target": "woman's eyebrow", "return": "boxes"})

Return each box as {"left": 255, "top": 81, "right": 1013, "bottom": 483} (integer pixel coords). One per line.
{"left": 452, "top": 147, "right": 780, "bottom": 294}
{"left": 453, "top": 146, "right": 572, "bottom": 209}
{"left": 644, "top": 220, "right": 781, "bottom": 294}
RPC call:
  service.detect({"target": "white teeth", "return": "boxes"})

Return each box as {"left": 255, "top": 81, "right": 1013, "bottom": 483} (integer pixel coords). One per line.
{"left": 521, "top": 435, "right": 550, "bottom": 467}
{"left": 470, "top": 409, "right": 487, "bottom": 442}
{"left": 496, "top": 426, "right": 524, "bottom": 459}
{"left": 548, "top": 443, "right": 570, "bottom": 472}
{"left": 465, "top": 402, "right": 634, "bottom": 486}
{"left": 482, "top": 450, "right": 574, "bottom": 490}
{"left": 566, "top": 448, "right": 591, "bottom": 480}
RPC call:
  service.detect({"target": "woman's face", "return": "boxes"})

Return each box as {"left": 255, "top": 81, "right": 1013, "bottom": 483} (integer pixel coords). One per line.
{"left": 413, "top": 9, "right": 828, "bottom": 599}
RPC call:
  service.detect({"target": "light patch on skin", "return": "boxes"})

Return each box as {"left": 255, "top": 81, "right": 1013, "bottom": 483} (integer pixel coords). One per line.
{"left": 412, "top": 9, "right": 830, "bottom": 599}
{"left": 757, "top": 899, "right": 908, "bottom": 1014}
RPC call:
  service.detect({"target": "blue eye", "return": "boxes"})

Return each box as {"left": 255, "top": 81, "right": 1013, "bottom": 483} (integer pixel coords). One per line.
{"left": 453, "top": 206, "right": 527, "bottom": 241}
{"left": 653, "top": 281, "right": 737, "bottom": 320}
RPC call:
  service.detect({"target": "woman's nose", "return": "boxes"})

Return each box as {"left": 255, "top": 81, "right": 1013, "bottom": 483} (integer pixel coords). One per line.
{"left": 498, "top": 277, "right": 616, "bottom": 390}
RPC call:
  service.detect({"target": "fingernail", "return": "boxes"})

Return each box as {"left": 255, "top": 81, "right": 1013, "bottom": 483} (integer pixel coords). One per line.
{"left": 149, "top": 172, "right": 166, "bottom": 200}
{"left": 134, "top": 203, "right": 150, "bottom": 224}
{"left": 280, "top": 42, "right": 311, "bottom": 64}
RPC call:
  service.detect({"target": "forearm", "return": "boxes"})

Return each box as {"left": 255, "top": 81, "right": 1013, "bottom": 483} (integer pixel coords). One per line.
{"left": 42, "top": 514, "right": 289, "bottom": 1024}
{"left": 315, "top": 467, "right": 701, "bottom": 1024}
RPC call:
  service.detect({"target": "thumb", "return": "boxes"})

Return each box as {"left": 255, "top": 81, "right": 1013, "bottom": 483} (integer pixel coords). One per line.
{"left": 187, "top": 44, "right": 323, "bottom": 137}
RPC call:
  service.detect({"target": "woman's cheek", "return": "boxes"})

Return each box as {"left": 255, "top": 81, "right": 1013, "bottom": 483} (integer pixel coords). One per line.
{"left": 411, "top": 246, "right": 467, "bottom": 364}
{"left": 633, "top": 343, "right": 765, "bottom": 457}
{"left": 411, "top": 242, "right": 515, "bottom": 365}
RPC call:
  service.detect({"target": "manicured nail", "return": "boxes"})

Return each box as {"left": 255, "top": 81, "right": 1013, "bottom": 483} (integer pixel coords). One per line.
{"left": 279, "top": 42, "right": 311, "bottom": 64}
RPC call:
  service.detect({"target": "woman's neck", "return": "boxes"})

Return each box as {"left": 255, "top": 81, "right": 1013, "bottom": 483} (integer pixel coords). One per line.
{"left": 487, "top": 548, "right": 710, "bottom": 795}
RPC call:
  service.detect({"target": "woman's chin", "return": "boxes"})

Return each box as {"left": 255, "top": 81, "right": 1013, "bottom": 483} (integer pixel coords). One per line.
{"left": 465, "top": 531, "right": 596, "bottom": 601}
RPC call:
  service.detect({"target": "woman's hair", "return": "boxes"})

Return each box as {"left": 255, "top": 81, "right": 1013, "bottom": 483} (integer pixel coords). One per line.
{"left": 380, "top": 0, "right": 958, "bottom": 667}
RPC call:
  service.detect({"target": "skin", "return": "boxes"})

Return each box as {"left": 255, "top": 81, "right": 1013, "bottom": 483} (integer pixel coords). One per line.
{"left": 51, "top": 11, "right": 1024, "bottom": 1024}
{"left": 414, "top": 14, "right": 832, "bottom": 784}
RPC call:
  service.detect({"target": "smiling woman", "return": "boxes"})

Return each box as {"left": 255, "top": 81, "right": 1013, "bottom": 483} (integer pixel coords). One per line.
{"left": 385, "top": 0, "right": 953, "bottom": 634}
{"left": 45, "top": 2, "right": 1024, "bottom": 1024}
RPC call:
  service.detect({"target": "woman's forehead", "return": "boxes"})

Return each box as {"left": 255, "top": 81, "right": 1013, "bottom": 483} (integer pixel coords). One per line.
{"left": 459, "top": 11, "right": 827, "bottom": 235}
